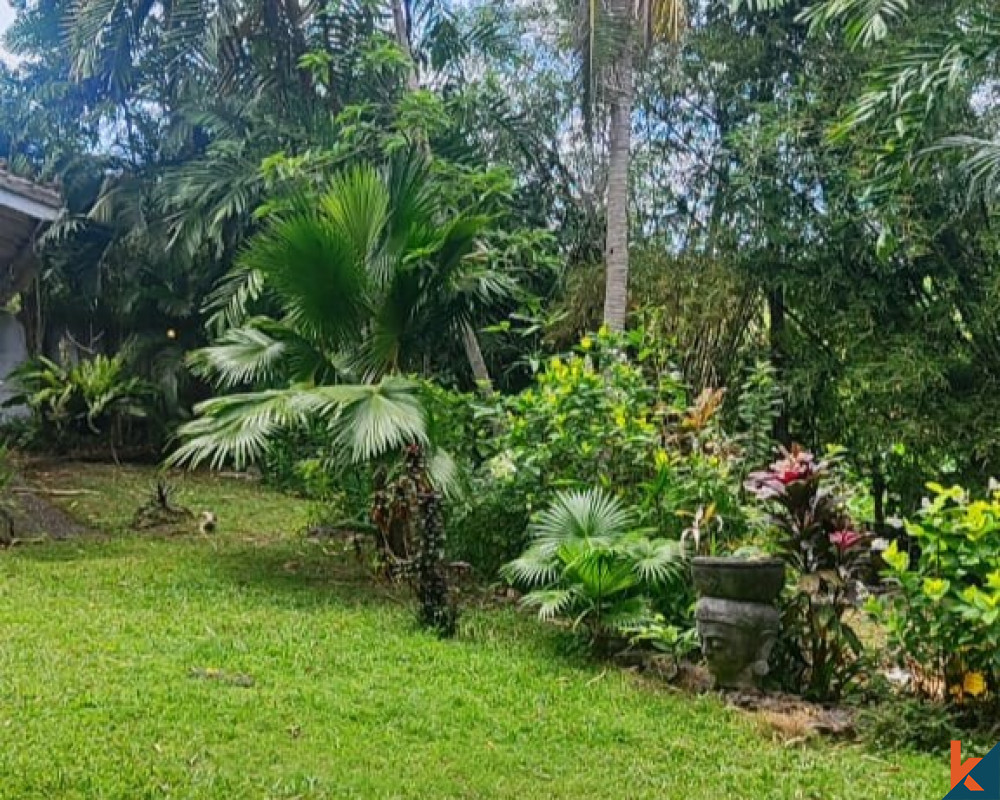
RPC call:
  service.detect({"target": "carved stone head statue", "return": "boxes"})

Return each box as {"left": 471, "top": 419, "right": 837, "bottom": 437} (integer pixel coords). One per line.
{"left": 695, "top": 597, "right": 781, "bottom": 689}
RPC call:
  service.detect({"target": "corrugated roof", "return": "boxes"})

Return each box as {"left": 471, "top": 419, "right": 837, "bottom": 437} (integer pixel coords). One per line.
{"left": 0, "top": 168, "right": 62, "bottom": 209}
{"left": 0, "top": 167, "right": 64, "bottom": 303}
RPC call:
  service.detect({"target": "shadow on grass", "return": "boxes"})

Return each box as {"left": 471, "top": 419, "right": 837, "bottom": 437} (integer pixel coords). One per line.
{"left": 4, "top": 527, "right": 594, "bottom": 669}
{"left": 210, "top": 539, "right": 593, "bottom": 665}
{"left": 208, "top": 537, "right": 412, "bottom": 610}
{"left": 2, "top": 534, "right": 122, "bottom": 563}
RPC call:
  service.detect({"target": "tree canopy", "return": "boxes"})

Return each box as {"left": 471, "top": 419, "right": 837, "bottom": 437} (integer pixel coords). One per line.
{"left": 1, "top": 0, "right": 998, "bottom": 515}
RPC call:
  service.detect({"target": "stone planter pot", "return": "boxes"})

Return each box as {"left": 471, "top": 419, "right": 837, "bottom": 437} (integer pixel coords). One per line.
{"left": 692, "top": 557, "right": 785, "bottom": 690}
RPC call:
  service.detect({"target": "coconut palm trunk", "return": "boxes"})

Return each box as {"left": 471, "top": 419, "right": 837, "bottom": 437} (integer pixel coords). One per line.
{"left": 602, "top": 35, "right": 634, "bottom": 332}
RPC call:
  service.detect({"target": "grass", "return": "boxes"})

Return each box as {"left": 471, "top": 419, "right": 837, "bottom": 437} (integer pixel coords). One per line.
{"left": 1, "top": 463, "right": 947, "bottom": 799}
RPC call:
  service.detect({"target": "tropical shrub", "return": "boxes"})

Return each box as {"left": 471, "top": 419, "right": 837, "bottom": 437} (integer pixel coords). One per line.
{"left": 172, "top": 154, "right": 502, "bottom": 475}
{"left": 486, "top": 327, "right": 746, "bottom": 542}
{"left": 5, "top": 354, "right": 157, "bottom": 456}
{"left": 870, "top": 483, "right": 1000, "bottom": 708}
{"left": 258, "top": 424, "right": 336, "bottom": 495}
{"left": 733, "top": 358, "right": 782, "bottom": 477}
{"left": 447, "top": 479, "right": 531, "bottom": 577}
{"left": 190, "top": 152, "right": 511, "bottom": 394}
{"left": 856, "top": 696, "right": 963, "bottom": 755}
{"left": 746, "top": 446, "right": 868, "bottom": 700}
{"left": 503, "top": 489, "right": 689, "bottom": 650}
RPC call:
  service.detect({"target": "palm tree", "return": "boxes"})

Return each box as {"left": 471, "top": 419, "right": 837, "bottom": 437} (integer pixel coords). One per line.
{"left": 66, "top": 0, "right": 322, "bottom": 99}
{"left": 744, "top": 0, "right": 1000, "bottom": 203}
{"left": 170, "top": 152, "right": 513, "bottom": 470}
{"left": 579, "top": 0, "right": 687, "bottom": 330}
{"left": 503, "top": 488, "right": 687, "bottom": 641}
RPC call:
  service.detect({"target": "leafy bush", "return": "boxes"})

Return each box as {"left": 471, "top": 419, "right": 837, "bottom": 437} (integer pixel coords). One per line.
{"left": 856, "top": 696, "right": 962, "bottom": 754}
{"left": 259, "top": 425, "right": 335, "bottom": 495}
{"left": 5, "top": 354, "right": 157, "bottom": 455}
{"left": 448, "top": 327, "right": 749, "bottom": 578}
{"left": 447, "top": 479, "right": 530, "bottom": 577}
{"left": 734, "top": 358, "right": 782, "bottom": 476}
{"left": 486, "top": 327, "right": 746, "bottom": 541}
{"left": 746, "top": 446, "right": 867, "bottom": 700}
{"left": 503, "top": 489, "right": 689, "bottom": 649}
{"left": 870, "top": 483, "right": 1000, "bottom": 708}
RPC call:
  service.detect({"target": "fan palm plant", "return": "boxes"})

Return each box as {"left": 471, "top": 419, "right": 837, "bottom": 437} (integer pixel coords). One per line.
{"left": 504, "top": 489, "right": 687, "bottom": 644}
{"left": 170, "top": 152, "right": 512, "bottom": 471}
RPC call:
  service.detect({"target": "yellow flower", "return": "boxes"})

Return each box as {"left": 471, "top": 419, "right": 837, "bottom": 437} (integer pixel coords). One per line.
{"left": 882, "top": 540, "right": 910, "bottom": 572}
{"left": 963, "top": 671, "right": 987, "bottom": 698}
{"left": 961, "top": 586, "right": 997, "bottom": 608}
{"left": 922, "top": 578, "right": 950, "bottom": 601}
{"left": 613, "top": 409, "right": 628, "bottom": 429}
{"left": 965, "top": 501, "right": 992, "bottom": 539}
{"left": 654, "top": 449, "right": 670, "bottom": 469}
{"left": 961, "top": 586, "right": 982, "bottom": 605}
{"left": 580, "top": 335, "right": 593, "bottom": 352}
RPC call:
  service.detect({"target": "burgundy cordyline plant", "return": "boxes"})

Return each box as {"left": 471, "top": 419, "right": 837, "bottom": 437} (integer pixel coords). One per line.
{"left": 745, "top": 446, "right": 865, "bottom": 575}
{"left": 745, "top": 446, "right": 869, "bottom": 700}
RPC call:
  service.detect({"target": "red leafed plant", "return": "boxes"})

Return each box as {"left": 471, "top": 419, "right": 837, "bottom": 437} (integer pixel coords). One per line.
{"left": 745, "top": 446, "right": 869, "bottom": 700}
{"left": 745, "top": 446, "right": 865, "bottom": 574}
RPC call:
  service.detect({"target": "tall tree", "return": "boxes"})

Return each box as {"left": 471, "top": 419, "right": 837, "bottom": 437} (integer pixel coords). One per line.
{"left": 579, "top": 0, "right": 686, "bottom": 330}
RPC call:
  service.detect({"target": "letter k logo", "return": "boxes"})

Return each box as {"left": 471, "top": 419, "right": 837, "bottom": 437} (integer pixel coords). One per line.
{"left": 953, "top": 741, "right": 985, "bottom": 792}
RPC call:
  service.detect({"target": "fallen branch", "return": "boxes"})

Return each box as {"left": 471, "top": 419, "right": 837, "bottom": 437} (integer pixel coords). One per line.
{"left": 4, "top": 536, "right": 51, "bottom": 547}
{"left": 12, "top": 487, "right": 99, "bottom": 497}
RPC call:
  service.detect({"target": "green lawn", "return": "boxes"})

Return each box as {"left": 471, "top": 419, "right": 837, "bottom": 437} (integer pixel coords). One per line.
{"left": 1, "top": 464, "right": 945, "bottom": 799}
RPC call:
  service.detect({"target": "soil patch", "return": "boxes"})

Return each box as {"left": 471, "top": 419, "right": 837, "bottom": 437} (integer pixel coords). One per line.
{"left": 4, "top": 479, "right": 93, "bottom": 540}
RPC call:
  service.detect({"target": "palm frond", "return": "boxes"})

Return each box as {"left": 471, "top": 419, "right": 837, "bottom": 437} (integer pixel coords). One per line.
{"left": 520, "top": 588, "right": 581, "bottom": 622}
{"left": 798, "top": 0, "right": 910, "bottom": 49}
{"left": 730, "top": 0, "right": 791, "bottom": 11}
{"left": 623, "top": 536, "right": 687, "bottom": 585}
{"left": 186, "top": 325, "right": 291, "bottom": 389}
{"left": 169, "top": 377, "right": 427, "bottom": 469}
{"left": 204, "top": 265, "right": 267, "bottom": 333}
{"left": 646, "top": 0, "right": 686, "bottom": 46}
{"left": 566, "top": 550, "right": 640, "bottom": 596}
{"left": 331, "top": 378, "right": 429, "bottom": 463}
{"left": 832, "top": 14, "right": 998, "bottom": 141}
{"left": 600, "top": 596, "right": 652, "bottom": 631}
{"left": 503, "top": 548, "right": 562, "bottom": 588}
{"left": 320, "top": 164, "right": 391, "bottom": 266}
{"left": 528, "top": 488, "right": 638, "bottom": 552}
{"left": 426, "top": 447, "right": 464, "bottom": 499}
{"left": 927, "top": 135, "right": 1000, "bottom": 203}
{"left": 239, "top": 207, "right": 371, "bottom": 351}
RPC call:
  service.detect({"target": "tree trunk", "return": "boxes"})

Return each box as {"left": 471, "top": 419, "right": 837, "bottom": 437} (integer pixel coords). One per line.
{"left": 391, "top": 0, "right": 419, "bottom": 93}
{"left": 768, "top": 286, "right": 790, "bottom": 446}
{"left": 602, "top": 41, "right": 634, "bottom": 332}
{"left": 461, "top": 321, "right": 493, "bottom": 395}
